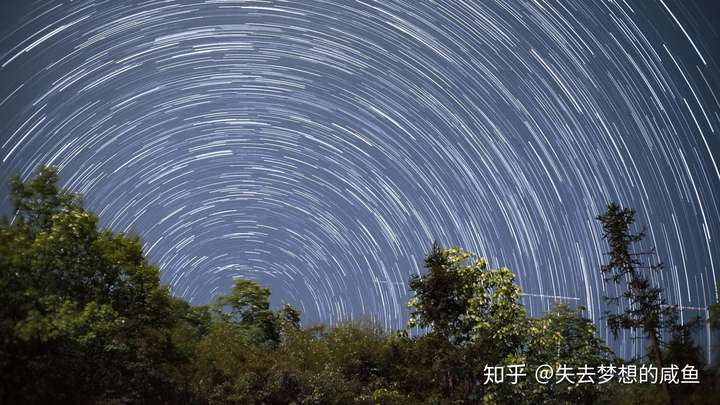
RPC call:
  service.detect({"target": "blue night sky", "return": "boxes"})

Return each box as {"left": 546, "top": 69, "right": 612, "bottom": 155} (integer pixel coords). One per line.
{"left": 1, "top": 0, "right": 719, "bottom": 359}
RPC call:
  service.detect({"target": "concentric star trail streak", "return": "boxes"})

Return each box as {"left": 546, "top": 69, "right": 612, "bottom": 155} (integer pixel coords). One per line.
{"left": 1, "top": 0, "right": 718, "bottom": 358}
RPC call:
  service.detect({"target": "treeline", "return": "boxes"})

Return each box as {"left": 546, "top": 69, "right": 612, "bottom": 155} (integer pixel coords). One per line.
{"left": 0, "top": 166, "right": 718, "bottom": 404}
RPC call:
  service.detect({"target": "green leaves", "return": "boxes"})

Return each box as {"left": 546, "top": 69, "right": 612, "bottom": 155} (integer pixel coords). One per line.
{"left": 0, "top": 165, "right": 183, "bottom": 403}
{"left": 215, "top": 278, "right": 272, "bottom": 322}
{"left": 213, "top": 278, "right": 303, "bottom": 346}
{"left": 3, "top": 167, "right": 711, "bottom": 404}
{"left": 9, "top": 166, "right": 81, "bottom": 234}
{"left": 15, "top": 297, "right": 121, "bottom": 344}
{"left": 407, "top": 243, "right": 526, "bottom": 348}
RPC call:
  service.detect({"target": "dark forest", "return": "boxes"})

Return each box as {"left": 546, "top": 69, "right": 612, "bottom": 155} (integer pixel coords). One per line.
{"left": 1, "top": 167, "right": 718, "bottom": 404}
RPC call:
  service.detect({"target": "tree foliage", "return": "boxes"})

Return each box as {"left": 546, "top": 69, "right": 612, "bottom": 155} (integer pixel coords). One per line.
{"left": 1, "top": 166, "right": 181, "bottom": 403}
{"left": 1, "top": 168, "right": 716, "bottom": 404}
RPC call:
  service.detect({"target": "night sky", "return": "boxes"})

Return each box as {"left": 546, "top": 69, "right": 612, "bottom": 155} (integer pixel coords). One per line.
{"left": 1, "top": 0, "right": 718, "bottom": 359}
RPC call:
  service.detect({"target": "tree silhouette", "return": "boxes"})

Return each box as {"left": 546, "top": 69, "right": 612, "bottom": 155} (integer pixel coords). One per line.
{"left": 596, "top": 202, "right": 692, "bottom": 405}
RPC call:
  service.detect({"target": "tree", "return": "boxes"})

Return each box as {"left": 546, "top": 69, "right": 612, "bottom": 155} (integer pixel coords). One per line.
{"left": 407, "top": 242, "right": 526, "bottom": 347}
{"left": 0, "top": 166, "right": 184, "bottom": 403}
{"left": 407, "top": 242, "right": 528, "bottom": 400}
{"left": 213, "top": 278, "right": 301, "bottom": 346}
{"left": 710, "top": 291, "right": 720, "bottom": 364}
{"left": 517, "top": 304, "right": 616, "bottom": 404}
{"left": 596, "top": 202, "right": 693, "bottom": 405}
{"left": 10, "top": 166, "right": 714, "bottom": 403}
{"left": 8, "top": 166, "right": 82, "bottom": 234}
{"left": 277, "top": 303, "right": 301, "bottom": 332}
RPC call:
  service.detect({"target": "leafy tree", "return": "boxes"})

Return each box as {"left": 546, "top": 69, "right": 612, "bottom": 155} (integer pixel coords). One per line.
{"left": 277, "top": 303, "right": 302, "bottom": 331}
{"left": 407, "top": 242, "right": 526, "bottom": 347}
{"left": 8, "top": 166, "right": 82, "bottom": 233}
{"left": 192, "top": 320, "right": 303, "bottom": 404}
{"left": 213, "top": 278, "right": 302, "bottom": 346}
{"left": 407, "top": 243, "right": 528, "bottom": 401}
{"left": 516, "top": 304, "right": 616, "bottom": 404}
{"left": 0, "top": 166, "right": 184, "bottom": 404}
{"left": 8, "top": 167, "right": 714, "bottom": 404}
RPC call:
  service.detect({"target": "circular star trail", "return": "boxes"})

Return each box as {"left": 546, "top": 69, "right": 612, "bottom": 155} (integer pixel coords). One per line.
{"left": 1, "top": 0, "right": 718, "bottom": 358}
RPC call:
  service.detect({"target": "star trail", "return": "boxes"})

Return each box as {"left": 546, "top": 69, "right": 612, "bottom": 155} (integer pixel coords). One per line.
{"left": 0, "top": 0, "right": 718, "bottom": 358}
